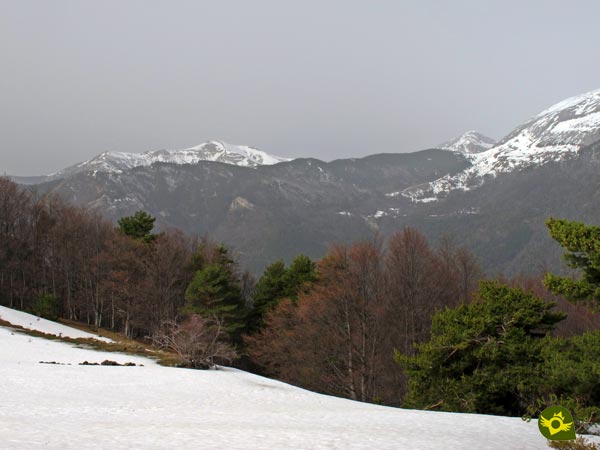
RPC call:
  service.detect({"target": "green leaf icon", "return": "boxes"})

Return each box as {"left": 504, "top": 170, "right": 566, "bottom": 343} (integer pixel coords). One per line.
{"left": 538, "top": 406, "right": 576, "bottom": 441}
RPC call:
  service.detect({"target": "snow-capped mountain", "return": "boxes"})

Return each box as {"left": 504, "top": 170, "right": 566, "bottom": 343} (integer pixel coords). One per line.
{"left": 437, "top": 131, "right": 496, "bottom": 155}
{"left": 50, "top": 140, "right": 291, "bottom": 179}
{"left": 19, "top": 87, "right": 600, "bottom": 277}
{"left": 405, "top": 88, "right": 600, "bottom": 202}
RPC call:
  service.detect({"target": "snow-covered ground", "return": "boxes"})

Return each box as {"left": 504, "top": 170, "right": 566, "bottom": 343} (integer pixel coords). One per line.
{"left": 0, "top": 307, "right": 576, "bottom": 449}
{"left": 0, "top": 305, "right": 112, "bottom": 342}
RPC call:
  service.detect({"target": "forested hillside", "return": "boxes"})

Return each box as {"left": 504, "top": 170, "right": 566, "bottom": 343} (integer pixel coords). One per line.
{"left": 3, "top": 175, "right": 600, "bottom": 422}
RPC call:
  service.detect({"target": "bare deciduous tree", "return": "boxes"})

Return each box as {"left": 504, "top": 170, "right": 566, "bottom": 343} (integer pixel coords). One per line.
{"left": 153, "top": 314, "right": 237, "bottom": 369}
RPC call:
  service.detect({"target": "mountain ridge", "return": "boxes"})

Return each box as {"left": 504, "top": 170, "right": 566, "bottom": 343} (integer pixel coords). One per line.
{"left": 20, "top": 87, "right": 600, "bottom": 275}
{"left": 10, "top": 140, "right": 291, "bottom": 185}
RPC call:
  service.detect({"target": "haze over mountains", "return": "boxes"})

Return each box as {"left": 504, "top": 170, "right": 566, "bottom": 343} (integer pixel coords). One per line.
{"left": 13, "top": 88, "right": 600, "bottom": 275}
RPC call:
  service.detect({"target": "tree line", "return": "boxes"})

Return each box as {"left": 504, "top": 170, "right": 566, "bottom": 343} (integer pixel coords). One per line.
{"left": 0, "top": 176, "right": 481, "bottom": 380}
{"left": 0, "top": 177, "right": 195, "bottom": 337}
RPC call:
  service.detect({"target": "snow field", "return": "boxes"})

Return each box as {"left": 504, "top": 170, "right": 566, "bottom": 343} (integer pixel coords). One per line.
{"left": 0, "top": 314, "right": 557, "bottom": 450}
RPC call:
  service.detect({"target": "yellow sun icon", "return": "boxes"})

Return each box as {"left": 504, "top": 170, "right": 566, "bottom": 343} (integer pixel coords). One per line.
{"left": 539, "top": 411, "right": 573, "bottom": 436}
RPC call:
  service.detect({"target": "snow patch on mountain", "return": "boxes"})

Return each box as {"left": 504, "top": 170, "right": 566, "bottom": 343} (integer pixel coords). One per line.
{"left": 437, "top": 131, "right": 496, "bottom": 155}
{"left": 50, "top": 140, "right": 291, "bottom": 179}
{"left": 405, "top": 89, "right": 600, "bottom": 202}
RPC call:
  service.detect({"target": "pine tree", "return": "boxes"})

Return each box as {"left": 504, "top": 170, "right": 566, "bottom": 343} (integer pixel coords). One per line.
{"left": 544, "top": 217, "right": 600, "bottom": 307}
{"left": 538, "top": 330, "right": 600, "bottom": 427}
{"left": 282, "top": 254, "right": 317, "bottom": 300}
{"left": 184, "top": 243, "right": 246, "bottom": 339}
{"left": 117, "top": 210, "right": 156, "bottom": 242}
{"left": 396, "top": 281, "right": 566, "bottom": 416}
{"left": 247, "top": 255, "right": 317, "bottom": 333}
{"left": 247, "top": 260, "right": 287, "bottom": 332}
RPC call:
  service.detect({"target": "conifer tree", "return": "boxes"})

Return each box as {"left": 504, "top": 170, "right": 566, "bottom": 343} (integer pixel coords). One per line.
{"left": 247, "top": 260, "right": 287, "bottom": 332}
{"left": 118, "top": 210, "right": 156, "bottom": 242}
{"left": 282, "top": 254, "right": 317, "bottom": 300}
{"left": 396, "top": 281, "right": 566, "bottom": 416}
{"left": 544, "top": 217, "right": 600, "bottom": 307}
{"left": 184, "top": 243, "right": 246, "bottom": 339}
{"left": 247, "top": 255, "right": 317, "bottom": 333}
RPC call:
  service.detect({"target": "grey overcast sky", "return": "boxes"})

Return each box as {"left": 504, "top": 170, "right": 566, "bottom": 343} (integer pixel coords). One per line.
{"left": 1, "top": 0, "right": 599, "bottom": 175}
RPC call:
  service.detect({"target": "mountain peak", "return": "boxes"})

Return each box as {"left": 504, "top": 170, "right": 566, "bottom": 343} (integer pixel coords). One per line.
{"left": 437, "top": 131, "right": 496, "bottom": 155}
{"left": 181, "top": 140, "right": 291, "bottom": 166}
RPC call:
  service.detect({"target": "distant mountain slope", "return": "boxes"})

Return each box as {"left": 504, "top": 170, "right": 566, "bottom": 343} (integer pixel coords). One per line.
{"left": 379, "top": 141, "right": 600, "bottom": 275}
{"left": 406, "top": 89, "right": 600, "bottom": 202}
{"left": 36, "top": 150, "right": 469, "bottom": 272}
{"left": 26, "top": 87, "right": 600, "bottom": 276}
